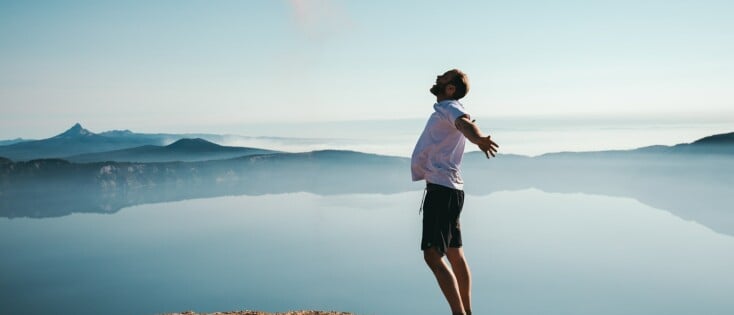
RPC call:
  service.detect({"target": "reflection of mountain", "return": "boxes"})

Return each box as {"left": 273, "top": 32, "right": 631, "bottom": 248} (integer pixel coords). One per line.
{"left": 0, "top": 151, "right": 412, "bottom": 218}
{"left": 66, "top": 138, "right": 278, "bottom": 163}
{"left": 463, "top": 152, "right": 734, "bottom": 236}
{"left": 461, "top": 133, "right": 734, "bottom": 235}
{"left": 1, "top": 131, "right": 732, "bottom": 237}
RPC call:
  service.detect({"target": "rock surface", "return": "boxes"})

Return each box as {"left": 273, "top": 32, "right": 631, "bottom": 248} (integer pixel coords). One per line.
{"left": 165, "top": 311, "right": 354, "bottom": 315}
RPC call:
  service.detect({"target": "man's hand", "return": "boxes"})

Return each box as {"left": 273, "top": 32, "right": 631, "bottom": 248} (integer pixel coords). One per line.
{"left": 455, "top": 116, "right": 500, "bottom": 159}
{"left": 477, "top": 135, "right": 499, "bottom": 158}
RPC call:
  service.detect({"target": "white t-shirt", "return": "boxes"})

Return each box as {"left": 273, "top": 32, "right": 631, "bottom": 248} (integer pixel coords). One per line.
{"left": 411, "top": 100, "right": 469, "bottom": 190}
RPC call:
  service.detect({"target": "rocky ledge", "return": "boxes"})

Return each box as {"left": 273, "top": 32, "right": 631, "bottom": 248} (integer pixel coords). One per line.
{"left": 165, "top": 311, "right": 354, "bottom": 315}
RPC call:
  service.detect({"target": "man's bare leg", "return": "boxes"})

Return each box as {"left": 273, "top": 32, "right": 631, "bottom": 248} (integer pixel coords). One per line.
{"left": 424, "top": 247, "right": 465, "bottom": 314}
{"left": 447, "top": 247, "right": 472, "bottom": 315}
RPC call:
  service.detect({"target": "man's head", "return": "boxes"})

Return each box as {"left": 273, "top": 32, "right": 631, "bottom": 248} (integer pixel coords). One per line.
{"left": 430, "top": 69, "right": 470, "bottom": 100}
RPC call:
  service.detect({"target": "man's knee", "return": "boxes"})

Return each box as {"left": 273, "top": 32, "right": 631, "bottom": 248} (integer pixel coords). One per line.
{"left": 446, "top": 247, "right": 466, "bottom": 265}
{"left": 423, "top": 247, "right": 444, "bottom": 270}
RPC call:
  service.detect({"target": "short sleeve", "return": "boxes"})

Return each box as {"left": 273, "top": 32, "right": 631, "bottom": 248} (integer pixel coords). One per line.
{"left": 436, "top": 100, "right": 469, "bottom": 123}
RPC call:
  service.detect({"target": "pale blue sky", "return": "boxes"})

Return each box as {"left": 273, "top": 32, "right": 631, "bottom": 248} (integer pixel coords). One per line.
{"left": 1, "top": 0, "right": 733, "bottom": 138}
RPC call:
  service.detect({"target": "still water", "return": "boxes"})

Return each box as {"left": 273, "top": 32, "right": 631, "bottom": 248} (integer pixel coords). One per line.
{"left": 1, "top": 189, "right": 733, "bottom": 315}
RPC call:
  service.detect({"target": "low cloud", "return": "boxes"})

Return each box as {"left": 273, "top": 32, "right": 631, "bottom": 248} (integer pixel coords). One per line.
{"left": 287, "top": 0, "right": 353, "bottom": 41}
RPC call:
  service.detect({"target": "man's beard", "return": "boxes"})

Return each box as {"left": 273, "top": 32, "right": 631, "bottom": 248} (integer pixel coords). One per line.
{"left": 430, "top": 83, "right": 443, "bottom": 96}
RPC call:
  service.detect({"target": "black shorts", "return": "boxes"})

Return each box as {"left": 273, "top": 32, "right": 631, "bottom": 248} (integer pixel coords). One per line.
{"left": 421, "top": 182, "right": 465, "bottom": 254}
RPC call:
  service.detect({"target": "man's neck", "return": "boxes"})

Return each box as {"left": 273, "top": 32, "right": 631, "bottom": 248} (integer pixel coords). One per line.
{"left": 436, "top": 96, "right": 454, "bottom": 102}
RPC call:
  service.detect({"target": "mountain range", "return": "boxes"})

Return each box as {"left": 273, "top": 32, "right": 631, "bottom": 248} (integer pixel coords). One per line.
{"left": 0, "top": 123, "right": 301, "bottom": 161}
{"left": 0, "top": 123, "right": 169, "bottom": 161}
{"left": 65, "top": 138, "right": 278, "bottom": 163}
{"left": 2, "top": 123, "right": 734, "bottom": 162}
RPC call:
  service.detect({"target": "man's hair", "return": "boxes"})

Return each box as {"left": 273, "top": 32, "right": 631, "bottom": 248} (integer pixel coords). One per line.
{"left": 448, "top": 69, "right": 470, "bottom": 100}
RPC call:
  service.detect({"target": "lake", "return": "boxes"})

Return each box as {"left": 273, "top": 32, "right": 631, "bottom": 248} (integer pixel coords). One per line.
{"left": 1, "top": 189, "right": 732, "bottom": 315}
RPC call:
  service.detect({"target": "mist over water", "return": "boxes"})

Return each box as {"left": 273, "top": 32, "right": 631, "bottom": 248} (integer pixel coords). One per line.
{"left": 213, "top": 116, "right": 734, "bottom": 156}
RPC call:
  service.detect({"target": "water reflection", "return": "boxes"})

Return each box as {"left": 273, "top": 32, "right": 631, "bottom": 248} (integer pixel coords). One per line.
{"left": 2, "top": 153, "right": 732, "bottom": 238}
{"left": 1, "top": 190, "right": 732, "bottom": 315}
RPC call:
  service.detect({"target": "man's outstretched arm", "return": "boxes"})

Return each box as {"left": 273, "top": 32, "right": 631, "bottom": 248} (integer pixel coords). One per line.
{"left": 455, "top": 116, "right": 499, "bottom": 158}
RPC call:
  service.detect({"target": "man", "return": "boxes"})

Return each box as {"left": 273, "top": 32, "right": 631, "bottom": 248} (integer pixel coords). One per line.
{"left": 411, "top": 69, "right": 498, "bottom": 315}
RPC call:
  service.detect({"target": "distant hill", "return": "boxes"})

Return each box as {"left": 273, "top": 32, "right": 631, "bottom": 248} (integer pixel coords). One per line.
{"left": 694, "top": 132, "right": 734, "bottom": 145}
{"left": 0, "top": 138, "right": 30, "bottom": 146}
{"left": 65, "top": 138, "right": 279, "bottom": 163}
{"left": 535, "top": 131, "right": 734, "bottom": 158}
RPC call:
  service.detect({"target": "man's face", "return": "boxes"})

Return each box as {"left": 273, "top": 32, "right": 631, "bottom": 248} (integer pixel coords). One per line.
{"left": 430, "top": 71, "right": 457, "bottom": 97}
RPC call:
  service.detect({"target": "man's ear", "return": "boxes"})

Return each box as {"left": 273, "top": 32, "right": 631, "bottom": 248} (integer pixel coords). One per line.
{"left": 445, "top": 84, "right": 456, "bottom": 97}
